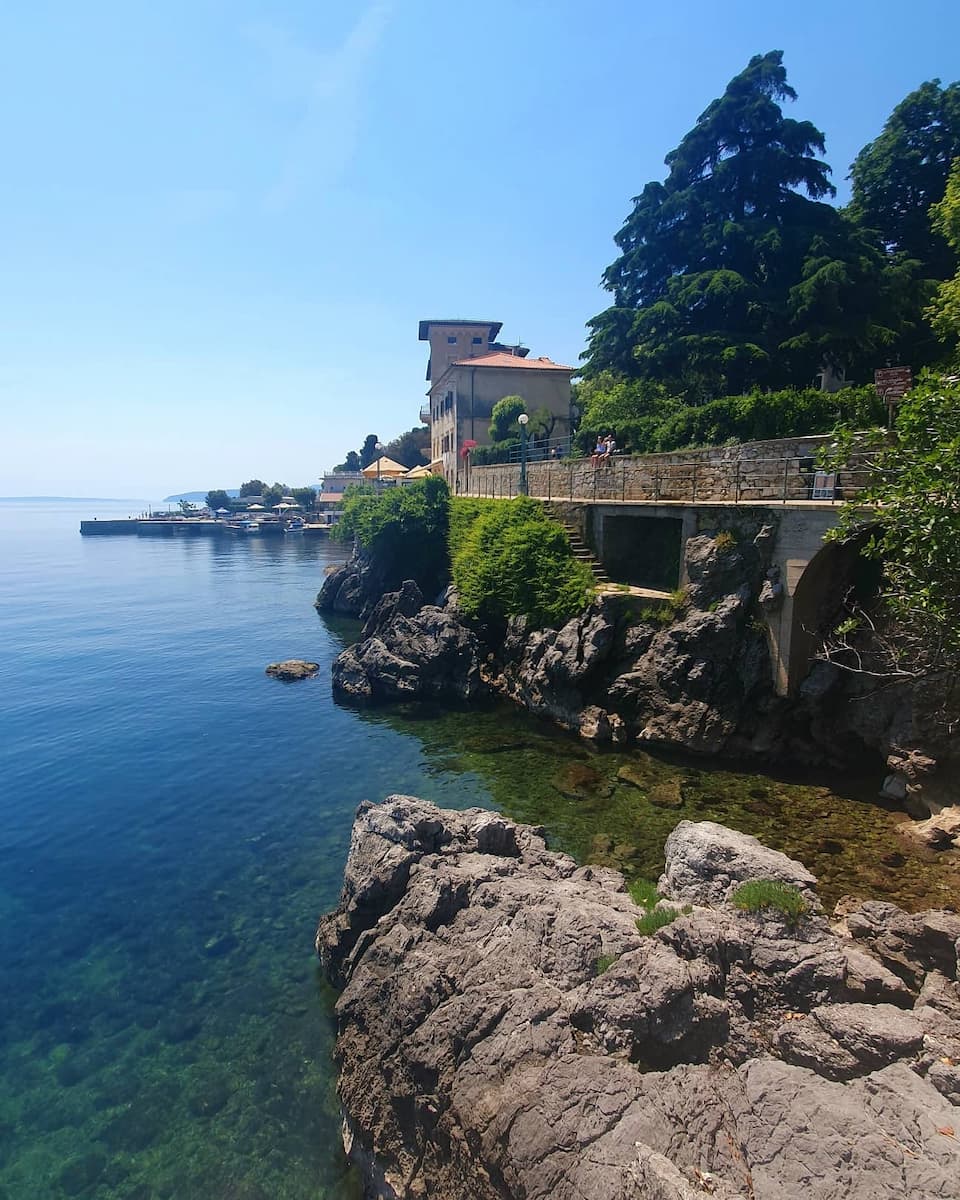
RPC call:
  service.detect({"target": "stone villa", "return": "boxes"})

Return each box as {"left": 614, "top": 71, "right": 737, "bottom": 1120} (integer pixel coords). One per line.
{"left": 419, "top": 319, "right": 574, "bottom": 488}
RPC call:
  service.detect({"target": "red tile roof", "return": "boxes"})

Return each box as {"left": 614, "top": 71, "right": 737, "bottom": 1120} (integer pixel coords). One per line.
{"left": 450, "top": 352, "right": 573, "bottom": 371}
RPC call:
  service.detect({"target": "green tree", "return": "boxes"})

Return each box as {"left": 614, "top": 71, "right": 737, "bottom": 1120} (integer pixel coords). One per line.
{"left": 383, "top": 426, "right": 430, "bottom": 469}
{"left": 205, "top": 489, "right": 232, "bottom": 511}
{"left": 291, "top": 486, "right": 318, "bottom": 510}
{"left": 262, "top": 482, "right": 286, "bottom": 507}
{"left": 239, "top": 479, "right": 266, "bottom": 497}
{"left": 359, "top": 435, "right": 381, "bottom": 469}
{"left": 489, "top": 396, "right": 526, "bottom": 443}
{"left": 926, "top": 157, "right": 960, "bottom": 348}
{"left": 335, "top": 476, "right": 450, "bottom": 596}
{"left": 584, "top": 51, "right": 900, "bottom": 398}
{"left": 335, "top": 451, "right": 361, "bottom": 473}
{"left": 827, "top": 370, "right": 960, "bottom": 675}
{"left": 575, "top": 374, "right": 681, "bottom": 452}
{"left": 178, "top": 499, "right": 198, "bottom": 515}
{"left": 849, "top": 80, "right": 960, "bottom": 280}
{"left": 450, "top": 496, "right": 595, "bottom": 629}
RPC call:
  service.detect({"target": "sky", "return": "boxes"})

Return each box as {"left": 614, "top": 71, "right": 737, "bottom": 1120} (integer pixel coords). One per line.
{"left": 2, "top": 0, "right": 959, "bottom": 498}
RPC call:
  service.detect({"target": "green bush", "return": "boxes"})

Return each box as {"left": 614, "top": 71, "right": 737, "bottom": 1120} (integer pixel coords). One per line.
{"left": 635, "top": 904, "right": 691, "bottom": 937}
{"left": 595, "top": 953, "right": 619, "bottom": 975}
{"left": 730, "top": 879, "right": 808, "bottom": 923}
{"left": 574, "top": 377, "right": 885, "bottom": 456}
{"left": 627, "top": 878, "right": 659, "bottom": 909}
{"left": 450, "top": 496, "right": 595, "bottom": 628}
{"left": 334, "top": 476, "right": 451, "bottom": 594}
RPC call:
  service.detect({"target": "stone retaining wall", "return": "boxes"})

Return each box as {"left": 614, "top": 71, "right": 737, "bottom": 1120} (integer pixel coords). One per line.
{"left": 466, "top": 434, "right": 873, "bottom": 504}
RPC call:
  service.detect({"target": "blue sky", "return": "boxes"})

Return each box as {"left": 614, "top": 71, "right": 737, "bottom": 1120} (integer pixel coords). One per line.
{"left": 2, "top": 0, "right": 958, "bottom": 497}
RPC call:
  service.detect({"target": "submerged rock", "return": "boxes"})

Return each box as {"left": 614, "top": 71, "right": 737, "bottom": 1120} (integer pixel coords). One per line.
{"left": 318, "top": 799, "right": 960, "bottom": 1200}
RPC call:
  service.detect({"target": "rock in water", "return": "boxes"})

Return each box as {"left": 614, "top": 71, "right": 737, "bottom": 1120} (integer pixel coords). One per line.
{"left": 265, "top": 659, "right": 319, "bottom": 681}
{"left": 318, "top": 801, "right": 960, "bottom": 1200}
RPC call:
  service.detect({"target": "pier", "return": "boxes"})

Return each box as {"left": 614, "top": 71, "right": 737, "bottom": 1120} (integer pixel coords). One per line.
{"left": 80, "top": 518, "right": 332, "bottom": 537}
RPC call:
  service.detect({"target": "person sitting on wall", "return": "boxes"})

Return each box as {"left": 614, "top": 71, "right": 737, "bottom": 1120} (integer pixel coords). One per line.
{"left": 601, "top": 433, "right": 617, "bottom": 464}
{"left": 590, "top": 437, "right": 606, "bottom": 467}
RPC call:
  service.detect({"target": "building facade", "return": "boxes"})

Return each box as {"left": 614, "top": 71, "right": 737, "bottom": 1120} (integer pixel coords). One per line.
{"left": 418, "top": 319, "right": 573, "bottom": 487}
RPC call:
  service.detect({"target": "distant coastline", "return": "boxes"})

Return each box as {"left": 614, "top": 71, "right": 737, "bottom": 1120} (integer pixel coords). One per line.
{"left": 0, "top": 496, "right": 150, "bottom": 503}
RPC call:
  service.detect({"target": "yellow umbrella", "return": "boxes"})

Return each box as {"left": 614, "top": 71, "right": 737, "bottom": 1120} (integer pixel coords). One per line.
{"left": 361, "top": 455, "right": 408, "bottom": 479}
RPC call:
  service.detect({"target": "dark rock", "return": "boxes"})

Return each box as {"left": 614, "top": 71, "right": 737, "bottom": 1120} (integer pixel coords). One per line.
{"left": 844, "top": 901, "right": 960, "bottom": 989}
{"left": 265, "top": 659, "right": 319, "bottom": 681}
{"left": 332, "top": 594, "right": 489, "bottom": 704}
{"left": 318, "top": 802, "right": 960, "bottom": 1200}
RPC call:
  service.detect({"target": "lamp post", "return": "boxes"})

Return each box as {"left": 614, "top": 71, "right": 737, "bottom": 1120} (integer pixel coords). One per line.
{"left": 375, "top": 442, "right": 384, "bottom": 489}
{"left": 518, "top": 413, "right": 529, "bottom": 496}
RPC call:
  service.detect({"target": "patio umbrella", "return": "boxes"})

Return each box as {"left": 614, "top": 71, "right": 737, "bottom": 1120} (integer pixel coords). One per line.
{"left": 361, "top": 456, "right": 408, "bottom": 479}
{"left": 247, "top": 503, "right": 266, "bottom": 510}
{"left": 404, "top": 464, "right": 432, "bottom": 479}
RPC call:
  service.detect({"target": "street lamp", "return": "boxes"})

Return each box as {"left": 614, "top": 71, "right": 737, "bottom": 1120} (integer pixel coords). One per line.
{"left": 518, "top": 413, "right": 529, "bottom": 496}
{"left": 375, "top": 442, "right": 384, "bottom": 488}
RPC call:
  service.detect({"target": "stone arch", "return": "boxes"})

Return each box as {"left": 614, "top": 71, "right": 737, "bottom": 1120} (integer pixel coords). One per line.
{"left": 787, "top": 533, "right": 879, "bottom": 693}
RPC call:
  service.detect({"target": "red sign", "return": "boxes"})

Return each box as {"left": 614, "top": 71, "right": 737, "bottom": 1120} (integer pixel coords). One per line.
{"left": 874, "top": 366, "right": 912, "bottom": 399}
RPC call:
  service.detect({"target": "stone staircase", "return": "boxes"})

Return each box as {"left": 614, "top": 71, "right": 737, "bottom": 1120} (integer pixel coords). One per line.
{"left": 555, "top": 518, "right": 610, "bottom": 585}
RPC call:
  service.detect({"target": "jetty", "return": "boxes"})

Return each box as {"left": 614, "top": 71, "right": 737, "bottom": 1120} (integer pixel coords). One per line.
{"left": 80, "top": 518, "right": 332, "bottom": 537}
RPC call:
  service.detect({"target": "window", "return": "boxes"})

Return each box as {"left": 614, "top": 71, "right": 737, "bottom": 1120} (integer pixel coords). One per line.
{"left": 447, "top": 336, "right": 457, "bottom": 344}
{"left": 471, "top": 336, "right": 482, "bottom": 344}
{"left": 444, "top": 392, "right": 453, "bottom": 412}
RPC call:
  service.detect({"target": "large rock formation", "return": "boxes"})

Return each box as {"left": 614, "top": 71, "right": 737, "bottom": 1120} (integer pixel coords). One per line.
{"left": 318, "top": 799, "right": 960, "bottom": 1200}
{"left": 319, "top": 532, "right": 959, "bottom": 813}
{"left": 331, "top": 582, "right": 490, "bottom": 703}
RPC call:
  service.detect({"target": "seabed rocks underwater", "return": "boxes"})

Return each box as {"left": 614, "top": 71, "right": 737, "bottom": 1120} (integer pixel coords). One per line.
{"left": 2, "top": 706, "right": 956, "bottom": 1199}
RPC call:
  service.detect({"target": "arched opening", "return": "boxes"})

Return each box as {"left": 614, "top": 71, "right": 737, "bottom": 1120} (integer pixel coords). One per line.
{"left": 788, "top": 533, "right": 881, "bottom": 692}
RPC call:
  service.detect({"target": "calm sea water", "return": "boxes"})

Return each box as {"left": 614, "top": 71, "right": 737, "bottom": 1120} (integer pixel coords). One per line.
{"left": 1, "top": 500, "right": 955, "bottom": 1200}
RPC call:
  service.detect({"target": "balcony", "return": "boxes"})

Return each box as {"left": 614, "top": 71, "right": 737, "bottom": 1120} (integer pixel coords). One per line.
{"left": 419, "top": 405, "right": 431, "bottom": 424}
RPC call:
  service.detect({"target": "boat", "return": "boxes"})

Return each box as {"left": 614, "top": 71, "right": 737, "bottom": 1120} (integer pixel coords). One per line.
{"left": 284, "top": 517, "right": 306, "bottom": 533}
{"left": 223, "top": 519, "right": 261, "bottom": 535}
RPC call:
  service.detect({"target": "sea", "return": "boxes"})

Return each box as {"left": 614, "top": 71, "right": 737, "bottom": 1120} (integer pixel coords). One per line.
{"left": 1, "top": 499, "right": 956, "bottom": 1200}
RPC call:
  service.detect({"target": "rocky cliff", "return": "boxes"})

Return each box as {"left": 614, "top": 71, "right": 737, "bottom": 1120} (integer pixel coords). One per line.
{"left": 318, "top": 532, "right": 959, "bottom": 825}
{"left": 318, "top": 798, "right": 960, "bottom": 1200}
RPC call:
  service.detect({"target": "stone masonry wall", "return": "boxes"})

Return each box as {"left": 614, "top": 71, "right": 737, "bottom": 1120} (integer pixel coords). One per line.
{"left": 466, "top": 434, "right": 872, "bottom": 505}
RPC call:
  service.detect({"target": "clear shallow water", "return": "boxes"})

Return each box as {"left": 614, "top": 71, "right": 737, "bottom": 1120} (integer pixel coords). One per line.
{"left": 0, "top": 500, "right": 956, "bottom": 1200}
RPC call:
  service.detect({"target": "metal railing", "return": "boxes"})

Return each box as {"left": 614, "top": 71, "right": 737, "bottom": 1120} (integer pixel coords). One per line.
{"left": 463, "top": 453, "right": 878, "bottom": 505}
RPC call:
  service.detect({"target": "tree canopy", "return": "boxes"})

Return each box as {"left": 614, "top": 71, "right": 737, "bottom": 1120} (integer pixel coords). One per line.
{"left": 239, "top": 479, "right": 266, "bottom": 497}
{"left": 926, "top": 157, "right": 960, "bottom": 349}
{"left": 382, "top": 426, "right": 430, "bottom": 469}
{"left": 849, "top": 80, "right": 960, "bottom": 280}
{"left": 583, "top": 51, "right": 937, "bottom": 405}
{"left": 359, "top": 435, "right": 381, "bottom": 469}
{"left": 827, "top": 369, "right": 960, "bottom": 678}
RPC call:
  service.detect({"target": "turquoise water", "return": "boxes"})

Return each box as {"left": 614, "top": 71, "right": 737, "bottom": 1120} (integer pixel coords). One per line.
{"left": 1, "top": 501, "right": 955, "bottom": 1200}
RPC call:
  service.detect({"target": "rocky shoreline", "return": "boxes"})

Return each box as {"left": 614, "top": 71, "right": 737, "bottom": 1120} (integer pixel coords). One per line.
{"left": 316, "top": 536, "right": 959, "bottom": 835}
{"left": 317, "top": 797, "right": 960, "bottom": 1200}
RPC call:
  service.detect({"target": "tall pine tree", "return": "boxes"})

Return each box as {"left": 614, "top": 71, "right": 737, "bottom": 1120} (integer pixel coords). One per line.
{"left": 585, "top": 51, "right": 899, "bottom": 399}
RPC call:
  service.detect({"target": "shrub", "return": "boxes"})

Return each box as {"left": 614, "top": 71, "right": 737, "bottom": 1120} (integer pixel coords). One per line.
{"left": 730, "top": 879, "right": 808, "bottom": 923}
{"left": 451, "top": 496, "right": 595, "bottom": 628}
{"left": 595, "top": 953, "right": 619, "bottom": 975}
{"left": 714, "top": 530, "right": 737, "bottom": 553}
{"left": 627, "top": 878, "right": 659, "bottom": 909}
{"left": 334, "top": 476, "right": 451, "bottom": 595}
{"left": 635, "top": 904, "right": 691, "bottom": 937}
